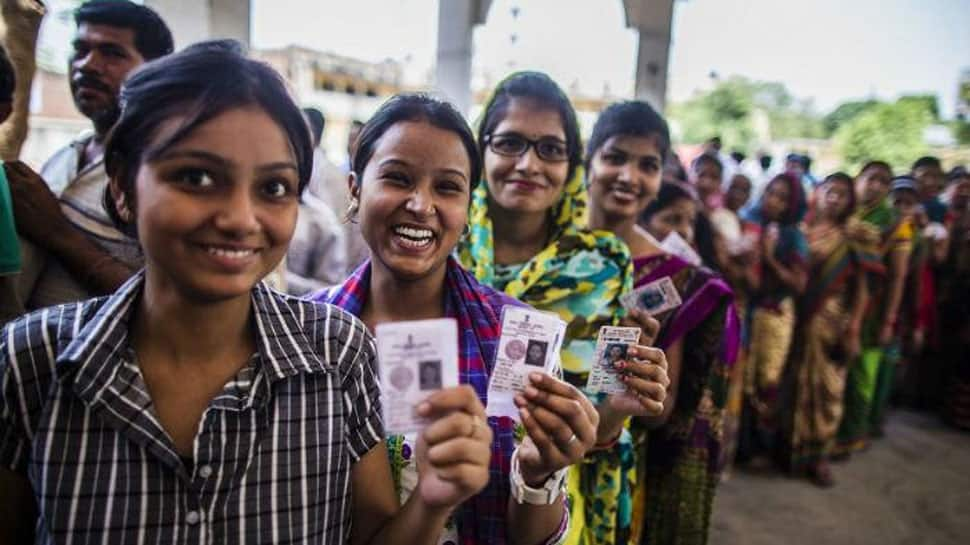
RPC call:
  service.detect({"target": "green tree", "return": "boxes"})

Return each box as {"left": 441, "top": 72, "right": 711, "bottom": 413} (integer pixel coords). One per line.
{"left": 835, "top": 96, "right": 935, "bottom": 173}
{"left": 822, "top": 99, "right": 879, "bottom": 136}
{"left": 667, "top": 76, "right": 823, "bottom": 152}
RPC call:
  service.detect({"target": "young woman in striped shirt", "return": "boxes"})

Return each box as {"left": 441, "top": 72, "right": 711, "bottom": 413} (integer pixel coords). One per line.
{"left": 0, "top": 41, "right": 488, "bottom": 545}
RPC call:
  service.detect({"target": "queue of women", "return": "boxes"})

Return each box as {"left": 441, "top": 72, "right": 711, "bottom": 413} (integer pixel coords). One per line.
{"left": 1, "top": 39, "right": 968, "bottom": 545}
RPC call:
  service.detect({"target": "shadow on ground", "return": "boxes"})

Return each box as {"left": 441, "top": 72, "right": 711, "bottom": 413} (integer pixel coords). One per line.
{"left": 711, "top": 410, "right": 970, "bottom": 545}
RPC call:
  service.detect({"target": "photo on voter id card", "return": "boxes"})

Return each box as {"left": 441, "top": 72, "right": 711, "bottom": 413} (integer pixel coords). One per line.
{"left": 585, "top": 325, "right": 641, "bottom": 394}
{"left": 524, "top": 339, "right": 549, "bottom": 367}
{"left": 418, "top": 360, "right": 443, "bottom": 390}
{"left": 600, "top": 342, "right": 629, "bottom": 373}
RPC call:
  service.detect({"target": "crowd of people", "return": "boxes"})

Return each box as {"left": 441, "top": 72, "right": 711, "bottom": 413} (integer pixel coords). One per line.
{"left": 0, "top": 2, "right": 967, "bottom": 544}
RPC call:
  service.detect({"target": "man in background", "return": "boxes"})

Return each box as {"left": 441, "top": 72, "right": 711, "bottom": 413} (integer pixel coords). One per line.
{"left": 3, "top": 0, "right": 172, "bottom": 315}
{"left": 286, "top": 108, "right": 348, "bottom": 293}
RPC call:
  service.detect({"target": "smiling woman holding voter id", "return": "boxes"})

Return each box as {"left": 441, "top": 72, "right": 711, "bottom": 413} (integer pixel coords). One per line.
{"left": 454, "top": 72, "right": 671, "bottom": 545}
{"left": 586, "top": 101, "right": 739, "bottom": 545}
{"left": 313, "top": 93, "right": 669, "bottom": 545}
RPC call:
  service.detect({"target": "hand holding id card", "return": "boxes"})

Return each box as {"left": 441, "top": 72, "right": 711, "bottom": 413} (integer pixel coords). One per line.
{"left": 486, "top": 306, "right": 566, "bottom": 419}
{"left": 375, "top": 318, "right": 459, "bottom": 434}
{"left": 585, "top": 326, "right": 641, "bottom": 395}
{"left": 619, "top": 276, "right": 683, "bottom": 317}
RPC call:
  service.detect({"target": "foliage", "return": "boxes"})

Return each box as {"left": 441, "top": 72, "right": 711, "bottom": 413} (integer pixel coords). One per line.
{"left": 667, "top": 76, "right": 823, "bottom": 153}
{"left": 822, "top": 99, "right": 878, "bottom": 136}
{"left": 834, "top": 97, "right": 936, "bottom": 173}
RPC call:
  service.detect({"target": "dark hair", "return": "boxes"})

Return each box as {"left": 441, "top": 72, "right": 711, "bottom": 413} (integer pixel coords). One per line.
{"left": 76, "top": 0, "right": 173, "bottom": 60}
{"left": 858, "top": 160, "right": 893, "bottom": 179}
{"left": 690, "top": 152, "right": 723, "bottom": 176}
{"left": 948, "top": 166, "right": 969, "bottom": 183}
{"left": 352, "top": 93, "right": 481, "bottom": 192}
{"left": 585, "top": 100, "right": 670, "bottom": 167}
{"left": 912, "top": 155, "right": 941, "bottom": 171}
{"left": 478, "top": 71, "right": 582, "bottom": 182}
{"left": 693, "top": 212, "right": 719, "bottom": 271}
{"left": 103, "top": 40, "right": 313, "bottom": 236}
{"left": 303, "top": 107, "right": 325, "bottom": 145}
{"left": 758, "top": 153, "right": 772, "bottom": 171}
{"left": 0, "top": 45, "right": 14, "bottom": 103}
{"left": 664, "top": 152, "right": 688, "bottom": 183}
{"left": 820, "top": 171, "right": 856, "bottom": 223}
{"left": 640, "top": 181, "right": 697, "bottom": 224}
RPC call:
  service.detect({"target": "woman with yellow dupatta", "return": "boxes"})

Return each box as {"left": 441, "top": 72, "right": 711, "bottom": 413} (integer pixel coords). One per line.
{"left": 460, "top": 72, "right": 669, "bottom": 545}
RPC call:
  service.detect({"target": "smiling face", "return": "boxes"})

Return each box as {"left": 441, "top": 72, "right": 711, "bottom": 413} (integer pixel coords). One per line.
{"left": 119, "top": 106, "right": 300, "bottom": 303}
{"left": 587, "top": 134, "right": 663, "bottom": 223}
{"left": 355, "top": 120, "right": 471, "bottom": 282}
{"left": 69, "top": 23, "right": 145, "bottom": 129}
{"left": 483, "top": 97, "right": 570, "bottom": 217}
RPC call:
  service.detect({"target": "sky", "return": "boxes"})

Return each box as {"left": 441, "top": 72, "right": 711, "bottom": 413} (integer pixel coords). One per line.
{"left": 37, "top": 0, "right": 970, "bottom": 117}
{"left": 250, "top": 0, "right": 970, "bottom": 116}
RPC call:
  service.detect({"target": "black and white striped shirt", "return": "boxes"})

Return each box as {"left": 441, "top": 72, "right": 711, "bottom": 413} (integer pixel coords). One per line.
{"left": 0, "top": 273, "right": 383, "bottom": 544}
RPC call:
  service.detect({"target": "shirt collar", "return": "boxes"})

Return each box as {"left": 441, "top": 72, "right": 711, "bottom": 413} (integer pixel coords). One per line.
{"left": 56, "top": 272, "right": 329, "bottom": 404}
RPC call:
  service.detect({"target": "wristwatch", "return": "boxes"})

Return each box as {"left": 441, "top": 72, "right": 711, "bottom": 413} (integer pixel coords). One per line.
{"left": 509, "top": 448, "right": 567, "bottom": 505}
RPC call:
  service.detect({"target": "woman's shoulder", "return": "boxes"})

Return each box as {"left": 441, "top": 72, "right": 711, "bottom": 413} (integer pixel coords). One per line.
{"left": 260, "top": 289, "right": 375, "bottom": 364}
{"left": 0, "top": 298, "right": 107, "bottom": 387}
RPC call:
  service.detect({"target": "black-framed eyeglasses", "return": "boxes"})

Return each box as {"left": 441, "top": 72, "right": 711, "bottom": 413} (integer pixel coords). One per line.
{"left": 485, "top": 133, "right": 569, "bottom": 163}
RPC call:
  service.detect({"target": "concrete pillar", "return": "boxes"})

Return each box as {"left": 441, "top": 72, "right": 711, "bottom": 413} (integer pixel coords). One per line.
{"left": 434, "top": 0, "right": 490, "bottom": 114}
{"left": 625, "top": 0, "right": 674, "bottom": 112}
{"left": 435, "top": 0, "right": 475, "bottom": 114}
{"left": 633, "top": 27, "right": 671, "bottom": 111}
{"left": 144, "top": 0, "right": 251, "bottom": 50}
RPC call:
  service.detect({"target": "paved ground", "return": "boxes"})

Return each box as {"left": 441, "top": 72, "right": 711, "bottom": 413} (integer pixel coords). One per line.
{"left": 710, "top": 410, "right": 970, "bottom": 545}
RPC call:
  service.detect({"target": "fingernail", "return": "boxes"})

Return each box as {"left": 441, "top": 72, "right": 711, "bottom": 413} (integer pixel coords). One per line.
{"left": 614, "top": 361, "right": 624, "bottom": 369}
{"left": 514, "top": 395, "right": 526, "bottom": 406}
{"left": 524, "top": 386, "right": 539, "bottom": 397}
{"left": 417, "top": 402, "right": 431, "bottom": 415}
{"left": 529, "top": 372, "right": 543, "bottom": 383}
{"left": 519, "top": 407, "right": 531, "bottom": 420}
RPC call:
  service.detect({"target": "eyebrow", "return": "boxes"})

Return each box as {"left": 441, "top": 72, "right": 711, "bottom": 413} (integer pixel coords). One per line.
{"left": 156, "top": 149, "right": 298, "bottom": 173}
{"left": 603, "top": 145, "right": 660, "bottom": 161}
{"left": 378, "top": 158, "right": 468, "bottom": 182}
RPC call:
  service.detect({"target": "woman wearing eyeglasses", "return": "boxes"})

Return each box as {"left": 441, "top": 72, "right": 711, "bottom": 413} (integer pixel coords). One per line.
{"left": 459, "top": 72, "right": 669, "bottom": 545}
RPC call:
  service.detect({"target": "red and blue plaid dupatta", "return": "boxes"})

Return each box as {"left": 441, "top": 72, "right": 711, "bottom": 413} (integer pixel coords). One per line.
{"left": 314, "top": 256, "right": 525, "bottom": 545}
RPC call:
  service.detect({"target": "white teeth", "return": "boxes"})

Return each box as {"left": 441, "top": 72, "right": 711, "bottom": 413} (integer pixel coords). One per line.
{"left": 392, "top": 226, "right": 434, "bottom": 241}
{"left": 205, "top": 246, "right": 256, "bottom": 259}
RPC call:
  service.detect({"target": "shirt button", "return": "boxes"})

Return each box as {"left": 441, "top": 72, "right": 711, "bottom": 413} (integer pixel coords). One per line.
{"left": 186, "top": 510, "right": 201, "bottom": 525}
{"left": 198, "top": 464, "right": 213, "bottom": 478}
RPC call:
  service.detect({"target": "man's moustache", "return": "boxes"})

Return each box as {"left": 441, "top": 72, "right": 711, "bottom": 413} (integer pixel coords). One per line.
{"left": 72, "top": 75, "right": 111, "bottom": 93}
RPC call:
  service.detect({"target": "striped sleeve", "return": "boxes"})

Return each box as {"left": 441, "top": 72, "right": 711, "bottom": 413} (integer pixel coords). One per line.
{"left": 333, "top": 309, "right": 384, "bottom": 462}
{"left": 0, "top": 317, "right": 39, "bottom": 473}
